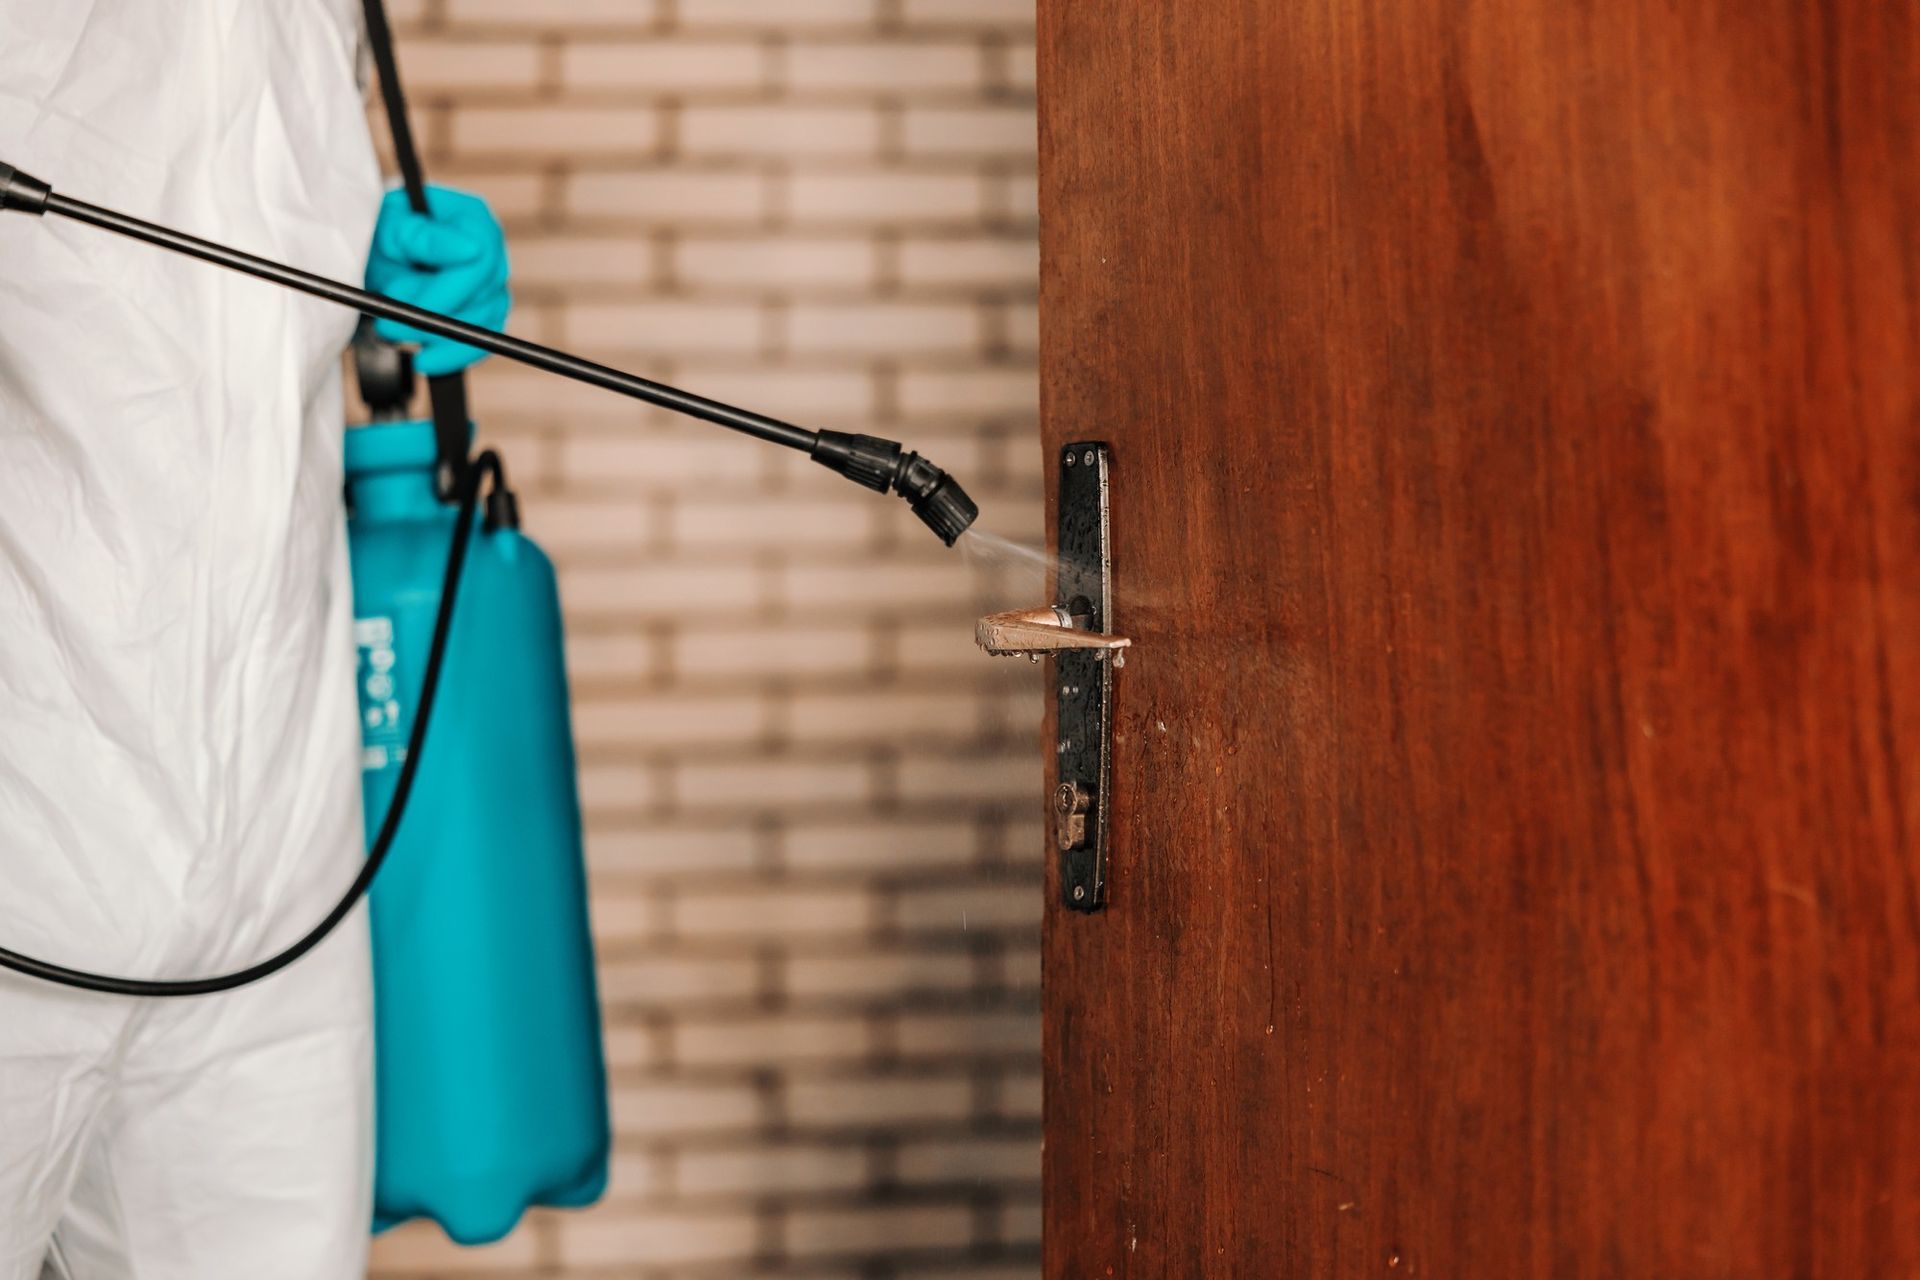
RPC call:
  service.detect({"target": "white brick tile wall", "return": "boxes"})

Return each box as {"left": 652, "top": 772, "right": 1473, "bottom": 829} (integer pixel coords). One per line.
{"left": 673, "top": 1013, "right": 875, "bottom": 1066}
{"left": 450, "top": 105, "right": 665, "bottom": 158}
{"left": 897, "top": 1135, "right": 1043, "bottom": 1186}
{"left": 561, "top": 300, "right": 766, "bottom": 354}
{"left": 558, "top": 1208, "right": 760, "bottom": 1267}
{"left": 511, "top": 236, "right": 658, "bottom": 289}
{"left": 566, "top": 167, "right": 772, "bottom": 222}
{"left": 786, "top": 1204, "right": 974, "bottom": 1256}
{"left": 788, "top": 170, "right": 987, "bottom": 224}
{"left": 677, "top": 0, "right": 879, "bottom": 30}
{"left": 445, "top": 0, "right": 666, "bottom": 29}
{"left": 786, "top": 43, "right": 985, "bottom": 93}
{"left": 898, "top": 236, "right": 1041, "bottom": 290}
{"left": 598, "top": 952, "right": 762, "bottom": 1005}
{"left": 675, "top": 236, "right": 879, "bottom": 291}
{"left": 782, "top": 948, "right": 978, "bottom": 1000}
{"left": 672, "top": 885, "right": 877, "bottom": 938}
{"left": 785, "top": 1075, "right": 973, "bottom": 1129}
{"left": 369, "top": 2, "right": 1040, "bottom": 1276}
{"left": 562, "top": 40, "right": 770, "bottom": 93}
{"left": 612, "top": 1081, "right": 765, "bottom": 1137}
{"left": 902, "top": 0, "right": 1035, "bottom": 26}
{"left": 787, "top": 301, "right": 980, "bottom": 354}
{"left": 901, "top": 105, "right": 1035, "bottom": 156}
{"left": 395, "top": 39, "right": 546, "bottom": 92}
{"left": 677, "top": 1144, "right": 870, "bottom": 1196}
{"left": 681, "top": 106, "right": 883, "bottom": 158}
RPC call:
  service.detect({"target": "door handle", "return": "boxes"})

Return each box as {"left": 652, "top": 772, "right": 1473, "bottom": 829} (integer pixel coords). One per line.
{"left": 976, "top": 606, "right": 1131, "bottom": 661}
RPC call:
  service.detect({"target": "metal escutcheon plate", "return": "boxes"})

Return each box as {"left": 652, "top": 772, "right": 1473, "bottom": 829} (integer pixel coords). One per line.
{"left": 1055, "top": 442, "right": 1115, "bottom": 912}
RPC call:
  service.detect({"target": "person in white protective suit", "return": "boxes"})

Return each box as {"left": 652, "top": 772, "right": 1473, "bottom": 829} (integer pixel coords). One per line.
{"left": 0, "top": 4, "right": 505, "bottom": 1277}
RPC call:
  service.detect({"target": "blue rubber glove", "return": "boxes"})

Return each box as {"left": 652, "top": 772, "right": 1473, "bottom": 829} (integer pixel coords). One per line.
{"left": 365, "top": 185, "right": 510, "bottom": 378}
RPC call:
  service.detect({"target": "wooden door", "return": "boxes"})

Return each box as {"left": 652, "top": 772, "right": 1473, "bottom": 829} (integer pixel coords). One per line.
{"left": 1038, "top": 3, "right": 1920, "bottom": 1275}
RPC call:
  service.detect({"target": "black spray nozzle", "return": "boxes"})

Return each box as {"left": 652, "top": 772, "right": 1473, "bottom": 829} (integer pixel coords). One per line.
{"left": 810, "top": 432, "right": 979, "bottom": 546}
{"left": 896, "top": 452, "right": 981, "bottom": 547}
{"left": 0, "top": 163, "right": 50, "bottom": 216}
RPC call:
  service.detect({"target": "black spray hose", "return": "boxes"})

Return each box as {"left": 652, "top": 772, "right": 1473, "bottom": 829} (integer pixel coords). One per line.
{"left": 360, "top": 0, "right": 476, "bottom": 497}
{"left": 0, "top": 452, "right": 500, "bottom": 997}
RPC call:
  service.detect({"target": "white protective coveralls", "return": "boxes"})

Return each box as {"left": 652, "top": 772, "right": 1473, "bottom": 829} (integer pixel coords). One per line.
{"left": 0, "top": 2, "right": 382, "bottom": 1276}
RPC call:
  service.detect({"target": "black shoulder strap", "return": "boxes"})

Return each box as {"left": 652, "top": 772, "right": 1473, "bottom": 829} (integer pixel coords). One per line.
{"left": 361, "top": 0, "right": 470, "bottom": 497}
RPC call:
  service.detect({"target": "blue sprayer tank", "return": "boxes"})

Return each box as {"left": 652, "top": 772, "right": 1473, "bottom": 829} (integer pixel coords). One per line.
{"left": 344, "top": 419, "right": 610, "bottom": 1245}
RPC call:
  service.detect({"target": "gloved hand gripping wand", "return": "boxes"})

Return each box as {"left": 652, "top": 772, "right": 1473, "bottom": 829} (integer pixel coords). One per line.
{"left": 0, "top": 162, "right": 979, "bottom": 544}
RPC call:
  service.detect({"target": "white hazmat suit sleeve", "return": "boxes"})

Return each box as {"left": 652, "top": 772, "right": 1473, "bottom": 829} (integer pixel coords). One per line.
{"left": 0, "top": 2, "right": 383, "bottom": 1276}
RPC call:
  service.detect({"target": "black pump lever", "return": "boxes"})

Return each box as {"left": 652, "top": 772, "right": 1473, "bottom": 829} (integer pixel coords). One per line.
{"left": 0, "top": 162, "right": 979, "bottom": 545}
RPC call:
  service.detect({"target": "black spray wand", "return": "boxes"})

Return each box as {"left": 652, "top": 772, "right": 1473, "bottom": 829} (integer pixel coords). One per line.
{"left": 0, "top": 161, "right": 979, "bottom": 544}
{"left": 0, "top": 160, "right": 980, "bottom": 999}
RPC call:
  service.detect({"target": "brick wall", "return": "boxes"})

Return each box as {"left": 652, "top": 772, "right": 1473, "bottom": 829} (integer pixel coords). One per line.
{"left": 362, "top": 1, "right": 1043, "bottom": 1277}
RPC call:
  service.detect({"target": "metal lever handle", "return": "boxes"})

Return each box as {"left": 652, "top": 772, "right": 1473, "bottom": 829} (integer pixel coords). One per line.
{"left": 976, "top": 606, "right": 1131, "bottom": 661}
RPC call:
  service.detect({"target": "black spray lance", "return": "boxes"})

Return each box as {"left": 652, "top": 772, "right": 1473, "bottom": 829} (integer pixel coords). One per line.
{"left": 0, "top": 162, "right": 981, "bottom": 545}
{"left": 0, "top": 159, "right": 979, "bottom": 997}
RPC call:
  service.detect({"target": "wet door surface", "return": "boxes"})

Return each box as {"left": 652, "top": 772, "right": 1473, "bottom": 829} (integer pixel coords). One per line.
{"left": 1038, "top": 3, "right": 1920, "bottom": 1274}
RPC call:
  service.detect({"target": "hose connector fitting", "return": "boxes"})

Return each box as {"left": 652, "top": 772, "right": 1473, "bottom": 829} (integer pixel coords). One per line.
{"left": 0, "top": 163, "right": 50, "bottom": 216}
{"left": 810, "top": 431, "right": 980, "bottom": 546}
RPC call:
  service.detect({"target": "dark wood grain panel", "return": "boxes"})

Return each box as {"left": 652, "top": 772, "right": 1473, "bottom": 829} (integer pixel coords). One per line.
{"left": 1039, "top": 2, "right": 1920, "bottom": 1275}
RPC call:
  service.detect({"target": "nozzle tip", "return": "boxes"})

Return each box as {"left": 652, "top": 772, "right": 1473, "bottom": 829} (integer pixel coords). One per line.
{"left": 911, "top": 472, "right": 979, "bottom": 546}
{"left": 892, "top": 450, "right": 979, "bottom": 547}
{"left": 0, "top": 163, "right": 50, "bottom": 216}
